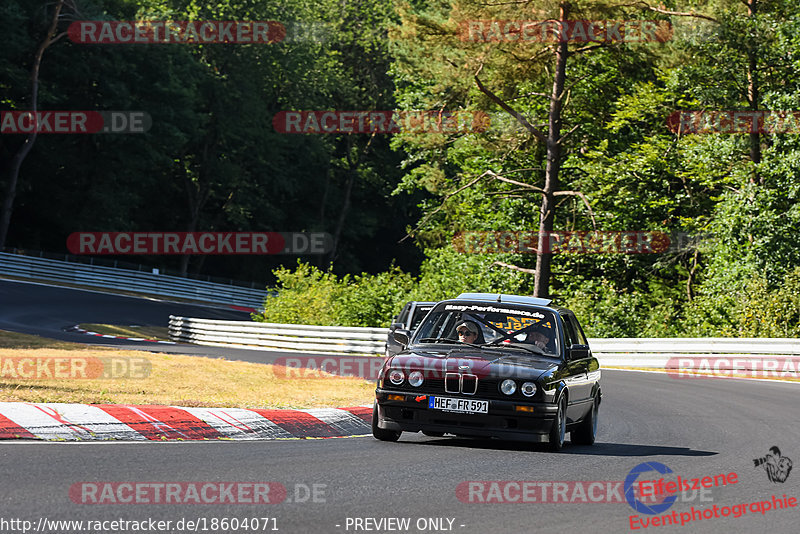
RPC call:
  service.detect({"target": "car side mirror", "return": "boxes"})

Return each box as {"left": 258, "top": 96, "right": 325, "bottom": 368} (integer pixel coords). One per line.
{"left": 392, "top": 329, "right": 411, "bottom": 347}
{"left": 568, "top": 344, "right": 590, "bottom": 360}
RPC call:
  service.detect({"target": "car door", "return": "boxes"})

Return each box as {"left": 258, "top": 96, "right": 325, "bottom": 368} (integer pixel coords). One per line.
{"left": 561, "top": 313, "right": 592, "bottom": 420}
{"left": 570, "top": 313, "right": 600, "bottom": 390}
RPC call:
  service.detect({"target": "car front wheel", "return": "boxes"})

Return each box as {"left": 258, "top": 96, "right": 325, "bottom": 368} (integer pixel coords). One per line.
{"left": 571, "top": 395, "right": 598, "bottom": 445}
{"left": 372, "top": 402, "right": 401, "bottom": 442}
{"left": 548, "top": 395, "right": 567, "bottom": 452}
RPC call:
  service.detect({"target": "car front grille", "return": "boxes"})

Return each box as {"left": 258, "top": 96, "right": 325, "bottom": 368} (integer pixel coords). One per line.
{"left": 390, "top": 374, "right": 533, "bottom": 400}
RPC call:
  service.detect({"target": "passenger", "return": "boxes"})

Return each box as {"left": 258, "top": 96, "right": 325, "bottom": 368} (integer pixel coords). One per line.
{"left": 455, "top": 320, "right": 485, "bottom": 344}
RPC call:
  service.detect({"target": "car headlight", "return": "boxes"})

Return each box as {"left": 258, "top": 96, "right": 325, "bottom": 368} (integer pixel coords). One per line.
{"left": 500, "top": 379, "right": 517, "bottom": 395}
{"left": 389, "top": 369, "right": 405, "bottom": 385}
{"left": 521, "top": 382, "right": 537, "bottom": 397}
{"left": 408, "top": 371, "right": 424, "bottom": 387}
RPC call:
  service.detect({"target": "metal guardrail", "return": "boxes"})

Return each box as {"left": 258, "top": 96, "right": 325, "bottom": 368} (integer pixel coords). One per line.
{"left": 0, "top": 252, "right": 267, "bottom": 310}
{"left": 168, "top": 317, "right": 800, "bottom": 371}
{"left": 589, "top": 338, "right": 800, "bottom": 368}
{"left": 169, "top": 316, "right": 386, "bottom": 354}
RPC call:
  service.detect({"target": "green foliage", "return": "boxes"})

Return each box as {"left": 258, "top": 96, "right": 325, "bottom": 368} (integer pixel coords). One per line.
{"left": 255, "top": 249, "right": 531, "bottom": 327}
{"left": 0, "top": 0, "right": 419, "bottom": 281}
{"left": 559, "top": 278, "right": 684, "bottom": 338}
{"left": 254, "top": 262, "right": 418, "bottom": 327}
{"left": 683, "top": 268, "right": 800, "bottom": 337}
{"left": 253, "top": 262, "right": 344, "bottom": 326}
{"left": 413, "top": 247, "right": 529, "bottom": 300}
{"left": 337, "top": 268, "right": 417, "bottom": 327}
{"left": 4, "top": 0, "right": 800, "bottom": 338}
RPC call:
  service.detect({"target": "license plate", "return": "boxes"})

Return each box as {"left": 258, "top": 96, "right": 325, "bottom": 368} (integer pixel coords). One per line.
{"left": 429, "top": 396, "right": 488, "bottom": 414}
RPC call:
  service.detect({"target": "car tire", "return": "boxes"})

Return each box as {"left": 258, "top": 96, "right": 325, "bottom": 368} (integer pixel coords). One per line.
{"left": 422, "top": 431, "right": 444, "bottom": 437}
{"left": 372, "top": 403, "right": 401, "bottom": 442}
{"left": 571, "top": 395, "right": 598, "bottom": 445}
{"left": 548, "top": 394, "right": 567, "bottom": 452}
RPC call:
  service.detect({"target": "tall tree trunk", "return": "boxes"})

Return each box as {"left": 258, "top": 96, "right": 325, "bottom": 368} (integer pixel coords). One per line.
{"left": 328, "top": 170, "right": 355, "bottom": 267}
{"left": 317, "top": 166, "right": 332, "bottom": 269}
{"left": 533, "top": 2, "right": 569, "bottom": 299}
{"left": 0, "top": 0, "right": 66, "bottom": 249}
{"left": 328, "top": 135, "right": 374, "bottom": 268}
{"left": 745, "top": 0, "right": 761, "bottom": 176}
{"left": 179, "top": 160, "right": 206, "bottom": 277}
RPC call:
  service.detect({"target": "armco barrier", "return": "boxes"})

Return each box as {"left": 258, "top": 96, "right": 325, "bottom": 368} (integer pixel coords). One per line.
{"left": 590, "top": 338, "right": 800, "bottom": 368}
{"left": 0, "top": 251, "right": 267, "bottom": 310}
{"left": 169, "top": 316, "right": 387, "bottom": 355}
{"left": 168, "top": 317, "right": 800, "bottom": 369}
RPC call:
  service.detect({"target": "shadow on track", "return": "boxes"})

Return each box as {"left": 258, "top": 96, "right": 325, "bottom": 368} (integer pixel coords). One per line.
{"left": 402, "top": 437, "right": 716, "bottom": 457}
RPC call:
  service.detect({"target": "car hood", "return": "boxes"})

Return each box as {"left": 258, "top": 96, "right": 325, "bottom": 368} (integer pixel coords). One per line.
{"left": 389, "top": 348, "right": 559, "bottom": 381}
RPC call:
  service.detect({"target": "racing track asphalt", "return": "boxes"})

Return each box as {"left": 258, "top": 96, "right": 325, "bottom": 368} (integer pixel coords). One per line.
{"left": 0, "top": 278, "right": 305, "bottom": 363}
{"left": 0, "top": 278, "right": 798, "bottom": 533}
{"left": 0, "top": 370, "right": 798, "bottom": 533}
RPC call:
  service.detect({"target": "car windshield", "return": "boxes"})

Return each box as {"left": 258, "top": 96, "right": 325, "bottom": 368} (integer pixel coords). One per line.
{"left": 412, "top": 301, "right": 560, "bottom": 357}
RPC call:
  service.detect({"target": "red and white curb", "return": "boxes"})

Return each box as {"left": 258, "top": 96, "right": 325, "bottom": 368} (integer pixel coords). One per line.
{"left": 0, "top": 402, "right": 372, "bottom": 441}
{"left": 67, "top": 325, "right": 176, "bottom": 345}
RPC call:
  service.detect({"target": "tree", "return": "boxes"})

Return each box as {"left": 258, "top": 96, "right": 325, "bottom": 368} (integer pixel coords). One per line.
{"left": 0, "top": 0, "right": 77, "bottom": 249}
{"left": 391, "top": 0, "right": 666, "bottom": 297}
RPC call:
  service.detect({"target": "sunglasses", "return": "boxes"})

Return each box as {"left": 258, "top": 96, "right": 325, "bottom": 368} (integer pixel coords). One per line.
{"left": 457, "top": 329, "right": 476, "bottom": 336}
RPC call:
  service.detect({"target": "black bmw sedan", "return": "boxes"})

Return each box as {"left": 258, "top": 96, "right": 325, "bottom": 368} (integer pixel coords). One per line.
{"left": 372, "top": 293, "right": 601, "bottom": 451}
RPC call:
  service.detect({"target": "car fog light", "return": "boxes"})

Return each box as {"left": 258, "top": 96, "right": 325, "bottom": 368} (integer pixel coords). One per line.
{"left": 500, "top": 379, "right": 517, "bottom": 395}
{"left": 521, "top": 382, "right": 537, "bottom": 397}
{"left": 389, "top": 370, "right": 405, "bottom": 385}
{"left": 408, "top": 371, "right": 424, "bottom": 387}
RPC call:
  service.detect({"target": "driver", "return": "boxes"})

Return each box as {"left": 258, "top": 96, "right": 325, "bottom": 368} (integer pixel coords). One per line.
{"left": 527, "top": 324, "right": 554, "bottom": 352}
{"left": 456, "top": 320, "right": 485, "bottom": 344}
{"left": 529, "top": 330, "right": 550, "bottom": 349}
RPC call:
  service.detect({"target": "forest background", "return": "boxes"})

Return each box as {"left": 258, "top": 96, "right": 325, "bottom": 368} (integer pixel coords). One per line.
{"left": 2, "top": 0, "right": 799, "bottom": 337}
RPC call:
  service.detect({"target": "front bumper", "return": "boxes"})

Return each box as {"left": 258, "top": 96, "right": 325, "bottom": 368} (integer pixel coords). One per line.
{"left": 375, "top": 388, "right": 558, "bottom": 443}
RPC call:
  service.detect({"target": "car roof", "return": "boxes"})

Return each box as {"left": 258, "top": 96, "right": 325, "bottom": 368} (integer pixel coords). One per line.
{"left": 449, "top": 293, "right": 576, "bottom": 317}
{"left": 454, "top": 292, "right": 552, "bottom": 307}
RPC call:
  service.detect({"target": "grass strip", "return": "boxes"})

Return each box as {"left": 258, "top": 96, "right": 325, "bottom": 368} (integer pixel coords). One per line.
{"left": 0, "top": 330, "right": 375, "bottom": 408}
